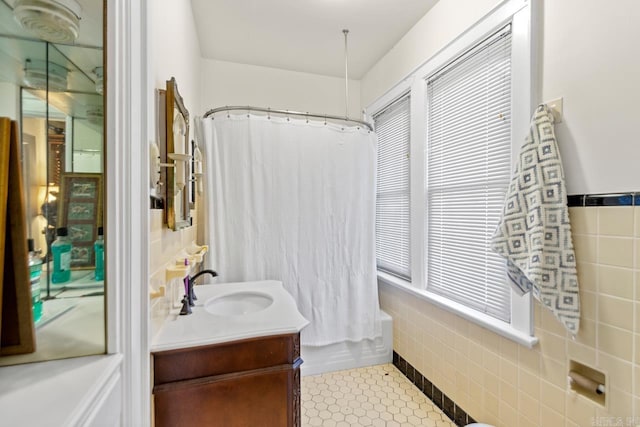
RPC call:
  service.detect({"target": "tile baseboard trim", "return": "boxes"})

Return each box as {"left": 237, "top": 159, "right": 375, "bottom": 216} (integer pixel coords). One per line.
{"left": 393, "top": 351, "right": 476, "bottom": 427}
{"left": 567, "top": 192, "right": 640, "bottom": 207}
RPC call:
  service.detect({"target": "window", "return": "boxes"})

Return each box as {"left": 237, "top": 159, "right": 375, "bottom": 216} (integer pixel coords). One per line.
{"left": 368, "top": 0, "right": 536, "bottom": 346}
{"left": 425, "top": 26, "right": 513, "bottom": 322}
{"left": 374, "top": 95, "right": 411, "bottom": 280}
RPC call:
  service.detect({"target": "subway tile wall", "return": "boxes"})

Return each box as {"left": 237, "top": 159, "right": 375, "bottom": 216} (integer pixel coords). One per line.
{"left": 379, "top": 206, "right": 640, "bottom": 427}
{"left": 149, "top": 208, "right": 199, "bottom": 339}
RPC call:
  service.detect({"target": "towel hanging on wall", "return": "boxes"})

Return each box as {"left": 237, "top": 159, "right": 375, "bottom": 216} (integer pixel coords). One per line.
{"left": 491, "top": 104, "right": 580, "bottom": 334}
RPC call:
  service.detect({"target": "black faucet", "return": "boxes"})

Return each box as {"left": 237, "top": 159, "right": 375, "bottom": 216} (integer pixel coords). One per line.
{"left": 179, "top": 269, "right": 218, "bottom": 315}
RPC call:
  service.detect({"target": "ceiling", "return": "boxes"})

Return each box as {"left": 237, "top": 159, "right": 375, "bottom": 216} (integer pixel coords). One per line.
{"left": 191, "top": 0, "right": 440, "bottom": 79}
{"left": 0, "top": 0, "right": 103, "bottom": 119}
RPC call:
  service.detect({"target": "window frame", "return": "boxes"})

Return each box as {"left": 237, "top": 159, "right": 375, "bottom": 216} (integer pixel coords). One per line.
{"left": 367, "top": 0, "right": 538, "bottom": 347}
{"left": 373, "top": 93, "right": 412, "bottom": 281}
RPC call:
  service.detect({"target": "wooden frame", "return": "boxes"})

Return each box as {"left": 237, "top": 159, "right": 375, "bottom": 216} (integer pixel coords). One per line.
{"left": 0, "top": 119, "right": 35, "bottom": 355}
{"left": 58, "top": 173, "right": 103, "bottom": 269}
{"left": 165, "top": 77, "right": 191, "bottom": 231}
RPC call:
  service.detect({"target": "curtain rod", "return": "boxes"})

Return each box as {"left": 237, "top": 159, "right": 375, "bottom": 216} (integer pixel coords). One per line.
{"left": 202, "top": 106, "right": 374, "bottom": 131}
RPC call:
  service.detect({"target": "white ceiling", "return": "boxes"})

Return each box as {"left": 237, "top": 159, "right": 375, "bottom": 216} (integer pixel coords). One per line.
{"left": 0, "top": 0, "right": 104, "bottom": 118}
{"left": 191, "top": 0, "right": 439, "bottom": 79}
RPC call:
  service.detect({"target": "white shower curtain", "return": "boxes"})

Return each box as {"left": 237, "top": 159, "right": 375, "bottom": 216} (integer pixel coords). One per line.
{"left": 199, "top": 113, "right": 381, "bottom": 346}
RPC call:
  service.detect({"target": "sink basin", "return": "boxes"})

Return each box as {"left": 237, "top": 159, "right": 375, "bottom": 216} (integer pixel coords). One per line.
{"left": 204, "top": 291, "right": 274, "bottom": 316}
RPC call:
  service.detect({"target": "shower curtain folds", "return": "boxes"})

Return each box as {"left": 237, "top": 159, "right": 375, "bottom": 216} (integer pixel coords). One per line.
{"left": 199, "top": 113, "right": 381, "bottom": 346}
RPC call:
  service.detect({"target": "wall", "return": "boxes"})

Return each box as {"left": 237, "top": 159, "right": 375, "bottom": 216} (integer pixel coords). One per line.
{"left": 149, "top": 0, "right": 202, "bottom": 121}
{"left": 200, "top": 59, "right": 362, "bottom": 119}
{"left": 147, "top": 0, "right": 203, "bottom": 338}
{"left": 362, "top": 0, "right": 640, "bottom": 425}
{"left": 541, "top": 0, "right": 640, "bottom": 194}
{"left": 382, "top": 207, "right": 640, "bottom": 426}
{"left": 0, "top": 82, "right": 19, "bottom": 120}
{"left": 22, "top": 118, "right": 46, "bottom": 219}
{"left": 72, "top": 120, "right": 103, "bottom": 173}
{"left": 361, "top": 0, "right": 640, "bottom": 195}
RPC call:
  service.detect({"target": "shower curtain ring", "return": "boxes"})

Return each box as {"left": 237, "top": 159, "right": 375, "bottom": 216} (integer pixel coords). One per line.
{"left": 267, "top": 107, "right": 271, "bottom": 120}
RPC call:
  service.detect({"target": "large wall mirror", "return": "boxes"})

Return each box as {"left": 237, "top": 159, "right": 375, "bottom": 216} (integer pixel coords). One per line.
{"left": 0, "top": 0, "right": 106, "bottom": 365}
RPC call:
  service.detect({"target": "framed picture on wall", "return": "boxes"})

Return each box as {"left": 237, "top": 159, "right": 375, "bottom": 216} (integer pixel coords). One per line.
{"left": 58, "top": 173, "right": 103, "bottom": 269}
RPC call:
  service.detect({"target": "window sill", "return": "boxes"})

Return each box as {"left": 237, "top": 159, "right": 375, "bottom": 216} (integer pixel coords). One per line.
{"left": 377, "top": 271, "right": 539, "bottom": 348}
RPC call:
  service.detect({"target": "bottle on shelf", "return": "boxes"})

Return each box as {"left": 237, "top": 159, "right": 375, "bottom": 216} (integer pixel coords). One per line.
{"left": 51, "top": 227, "right": 72, "bottom": 283}
{"left": 94, "top": 226, "right": 104, "bottom": 281}
{"left": 27, "top": 238, "right": 43, "bottom": 323}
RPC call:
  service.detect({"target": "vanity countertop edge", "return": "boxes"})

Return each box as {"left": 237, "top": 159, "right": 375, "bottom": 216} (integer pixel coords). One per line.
{"left": 150, "top": 280, "right": 309, "bottom": 353}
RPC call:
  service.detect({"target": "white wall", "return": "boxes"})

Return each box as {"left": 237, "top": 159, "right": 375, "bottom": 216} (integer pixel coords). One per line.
{"left": 361, "top": 0, "right": 498, "bottom": 108}
{"left": 361, "top": 0, "right": 640, "bottom": 195}
{"left": 200, "top": 59, "right": 362, "bottom": 119}
{"left": 0, "top": 82, "right": 19, "bottom": 120}
{"left": 541, "top": 0, "right": 640, "bottom": 194}
{"left": 147, "top": 0, "right": 202, "bottom": 339}
{"left": 148, "top": 0, "right": 202, "bottom": 129}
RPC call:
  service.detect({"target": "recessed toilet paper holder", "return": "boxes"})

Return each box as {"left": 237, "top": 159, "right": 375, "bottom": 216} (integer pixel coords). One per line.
{"left": 568, "top": 360, "right": 606, "bottom": 406}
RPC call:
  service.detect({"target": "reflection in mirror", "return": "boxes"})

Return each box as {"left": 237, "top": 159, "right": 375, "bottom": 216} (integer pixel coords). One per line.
{"left": 166, "top": 77, "right": 191, "bottom": 231}
{"left": 0, "top": 0, "right": 105, "bottom": 365}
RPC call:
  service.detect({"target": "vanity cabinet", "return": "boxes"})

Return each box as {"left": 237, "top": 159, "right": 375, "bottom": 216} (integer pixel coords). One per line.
{"left": 152, "top": 333, "right": 301, "bottom": 427}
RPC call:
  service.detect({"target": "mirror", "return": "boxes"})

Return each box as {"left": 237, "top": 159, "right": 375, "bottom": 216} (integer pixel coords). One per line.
{"left": 0, "top": 0, "right": 106, "bottom": 365}
{"left": 165, "top": 77, "right": 191, "bottom": 231}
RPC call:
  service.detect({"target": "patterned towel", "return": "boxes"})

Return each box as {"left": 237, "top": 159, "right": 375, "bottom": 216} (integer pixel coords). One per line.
{"left": 491, "top": 104, "right": 580, "bottom": 334}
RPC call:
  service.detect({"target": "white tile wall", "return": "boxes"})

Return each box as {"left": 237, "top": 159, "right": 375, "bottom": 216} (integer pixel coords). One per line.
{"left": 380, "top": 207, "right": 640, "bottom": 426}
{"left": 149, "top": 208, "right": 200, "bottom": 339}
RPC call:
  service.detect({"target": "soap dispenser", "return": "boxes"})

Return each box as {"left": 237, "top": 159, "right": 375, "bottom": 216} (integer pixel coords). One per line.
{"left": 51, "top": 227, "right": 72, "bottom": 283}
{"left": 94, "top": 227, "right": 104, "bottom": 281}
{"left": 27, "top": 238, "right": 43, "bottom": 323}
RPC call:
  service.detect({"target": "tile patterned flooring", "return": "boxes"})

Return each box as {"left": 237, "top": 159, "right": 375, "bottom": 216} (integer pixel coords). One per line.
{"left": 301, "top": 364, "right": 457, "bottom": 427}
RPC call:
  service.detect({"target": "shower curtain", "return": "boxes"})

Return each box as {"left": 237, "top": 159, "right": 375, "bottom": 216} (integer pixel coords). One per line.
{"left": 199, "top": 113, "right": 381, "bottom": 346}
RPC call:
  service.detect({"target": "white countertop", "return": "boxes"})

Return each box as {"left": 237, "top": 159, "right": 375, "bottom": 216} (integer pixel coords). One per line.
{"left": 0, "top": 354, "right": 121, "bottom": 427}
{"left": 151, "top": 280, "right": 309, "bottom": 352}
{"left": 0, "top": 296, "right": 105, "bottom": 366}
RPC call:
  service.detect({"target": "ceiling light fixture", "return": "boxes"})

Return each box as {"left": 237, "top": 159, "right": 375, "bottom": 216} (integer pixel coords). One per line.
{"left": 23, "top": 59, "right": 68, "bottom": 92}
{"left": 93, "top": 66, "right": 103, "bottom": 95}
{"left": 13, "top": 0, "right": 82, "bottom": 44}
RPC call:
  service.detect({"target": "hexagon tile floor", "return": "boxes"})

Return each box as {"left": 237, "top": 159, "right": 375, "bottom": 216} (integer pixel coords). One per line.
{"left": 301, "top": 363, "right": 456, "bottom": 427}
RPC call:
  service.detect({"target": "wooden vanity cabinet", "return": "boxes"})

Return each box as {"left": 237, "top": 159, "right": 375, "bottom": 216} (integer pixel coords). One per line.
{"left": 152, "top": 333, "right": 301, "bottom": 427}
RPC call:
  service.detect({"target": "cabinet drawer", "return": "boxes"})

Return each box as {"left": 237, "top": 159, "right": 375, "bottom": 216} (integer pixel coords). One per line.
{"left": 153, "top": 333, "right": 300, "bottom": 385}
{"left": 154, "top": 365, "right": 297, "bottom": 427}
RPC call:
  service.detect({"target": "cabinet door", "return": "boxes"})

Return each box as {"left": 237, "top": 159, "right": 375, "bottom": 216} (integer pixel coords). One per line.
{"left": 154, "top": 365, "right": 300, "bottom": 427}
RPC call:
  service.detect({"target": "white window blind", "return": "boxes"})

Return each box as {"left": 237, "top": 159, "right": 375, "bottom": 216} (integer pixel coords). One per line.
{"left": 374, "top": 95, "right": 411, "bottom": 280}
{"left": 425, "top": 25, "right": 512, "bottom": 322}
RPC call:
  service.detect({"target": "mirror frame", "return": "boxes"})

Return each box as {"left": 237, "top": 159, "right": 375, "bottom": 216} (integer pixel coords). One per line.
{"left": 165, "top": 77, "right": 191, "bottom": 230}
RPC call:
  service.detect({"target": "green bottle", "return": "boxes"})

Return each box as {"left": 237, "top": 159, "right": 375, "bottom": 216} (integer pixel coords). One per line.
{"left": 94, "top": 227, "right": 104, "bottom": 281}
{"left": 51, "top": 227, "right": 72, "bottom": 283}
{"left": 27, "top": 239, "right": 43, "bottom": 323}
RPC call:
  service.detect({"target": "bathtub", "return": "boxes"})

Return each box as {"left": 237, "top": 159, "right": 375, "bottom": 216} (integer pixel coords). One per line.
{"left": 300, "top": 310, "right": 393, "bottom": 376}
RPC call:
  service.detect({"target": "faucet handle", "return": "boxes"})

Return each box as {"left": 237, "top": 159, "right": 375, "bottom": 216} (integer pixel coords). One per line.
{"left": 179, "top": 295, "right": 192, "bottom": 315}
